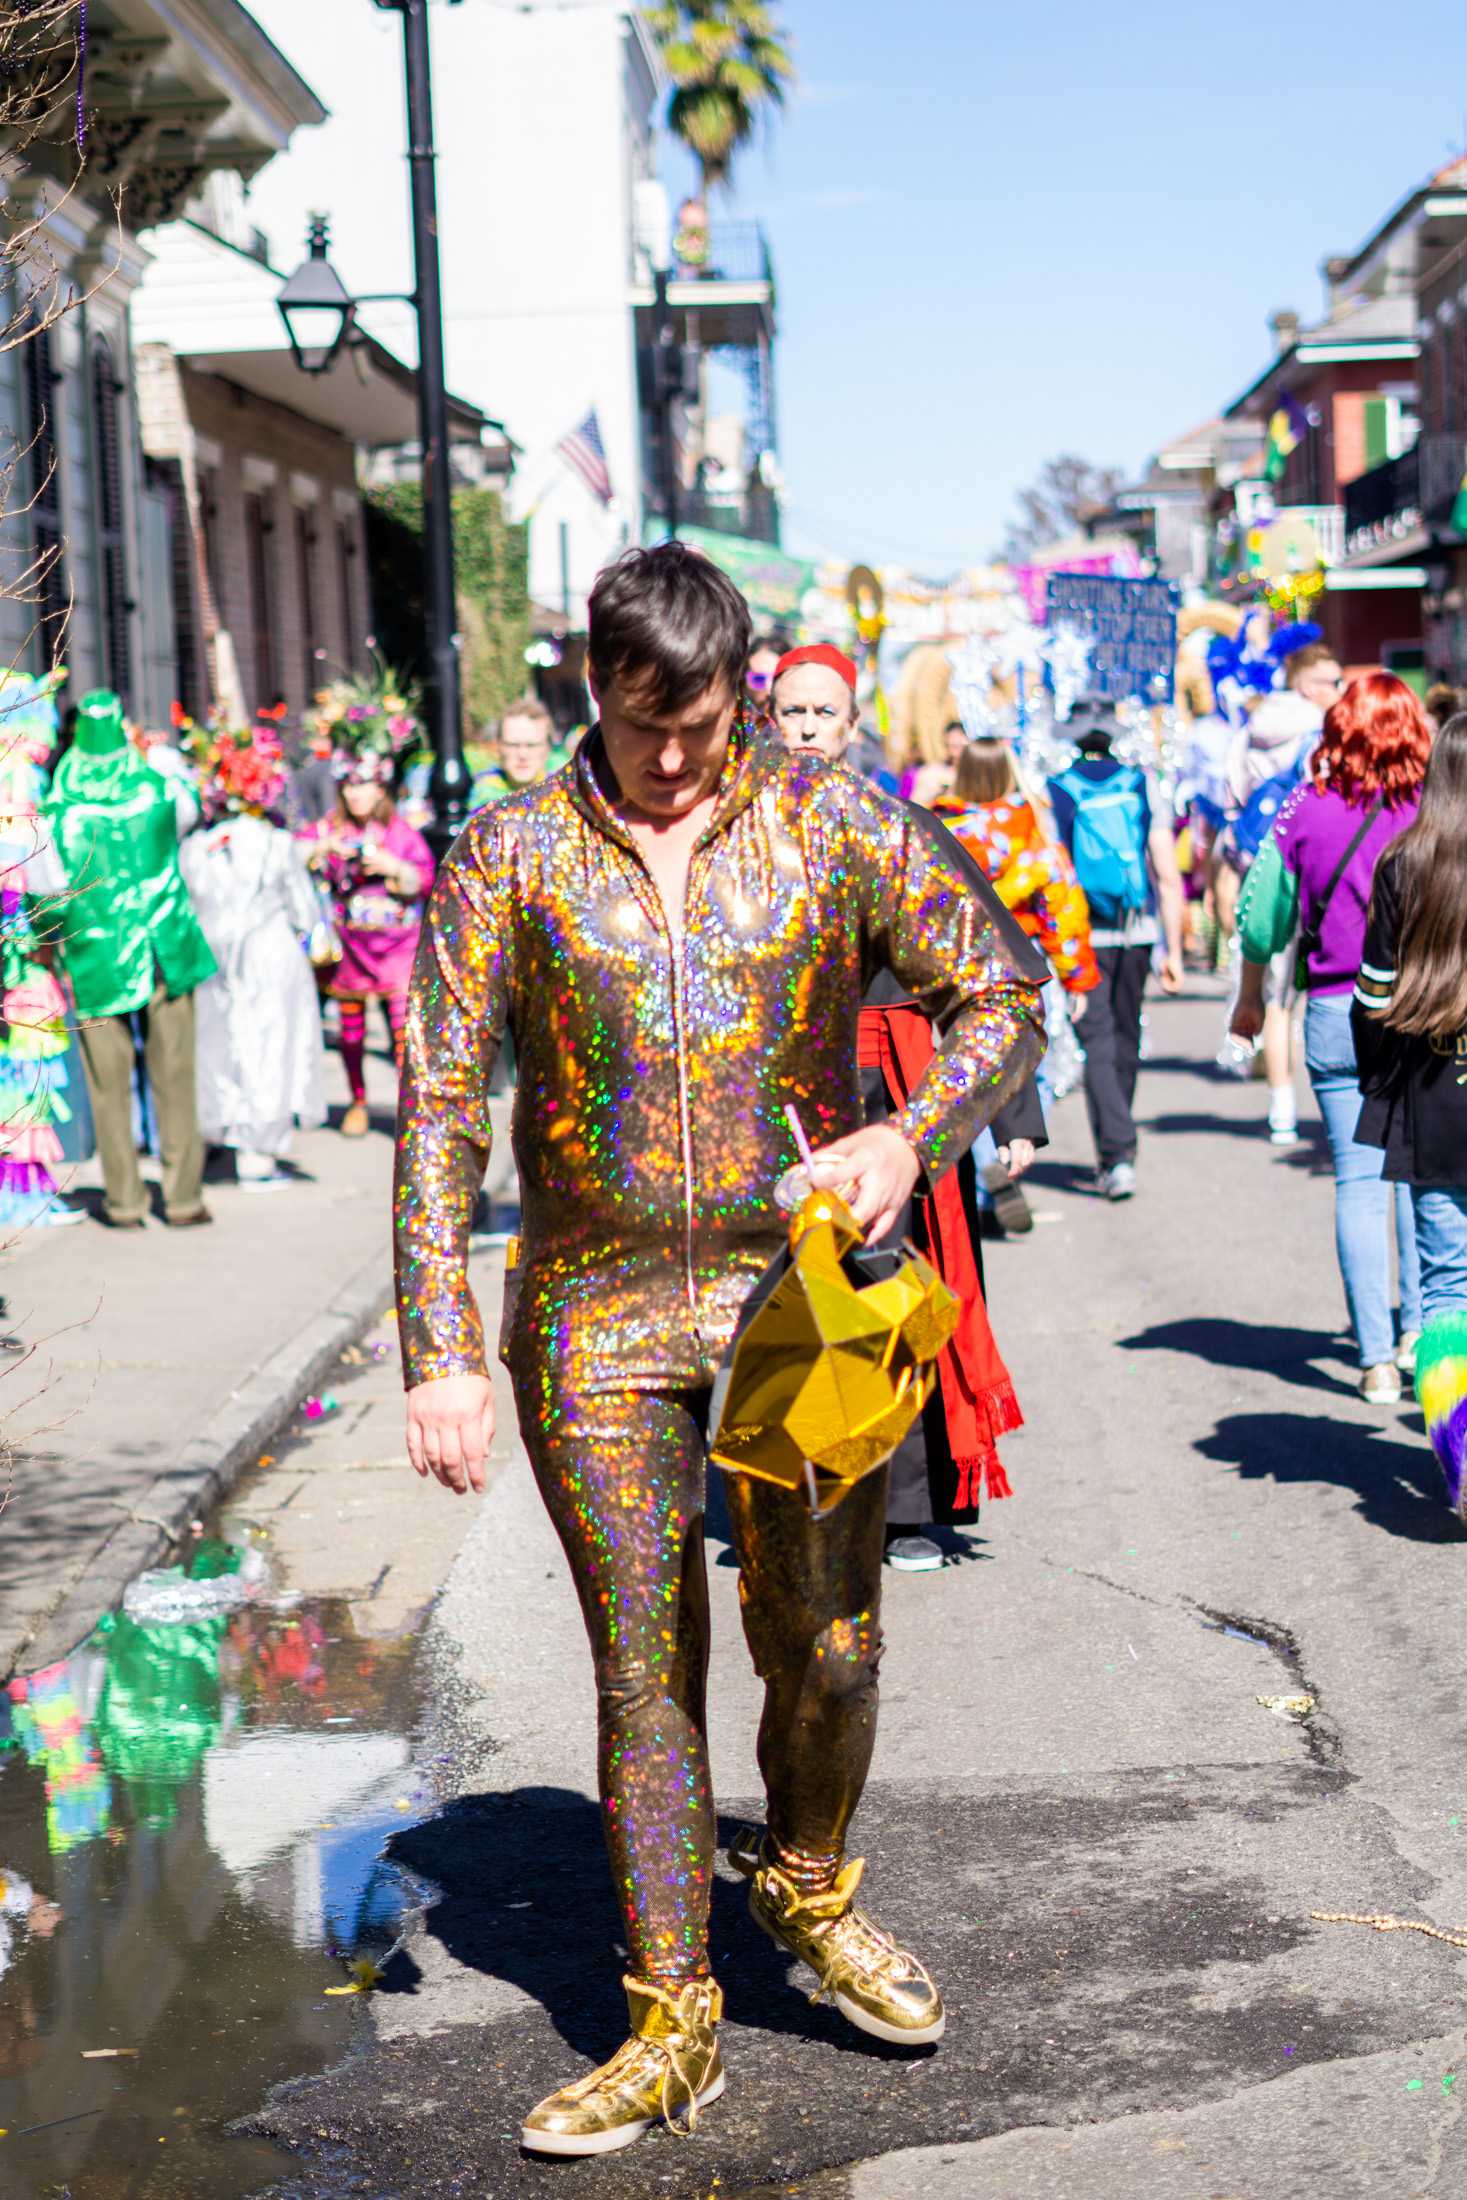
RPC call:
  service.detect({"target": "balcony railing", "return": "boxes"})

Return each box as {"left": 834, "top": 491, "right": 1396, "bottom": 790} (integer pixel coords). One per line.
{"left": 1341, "top": 435, "right": 1467, "bottom": 556}
{"left": 670, "top": 223, "right": 773, "bottom": 287}
{"left": 1344, "top": 448, "right": 1422, "bottom": 557}
{"left": 679, "top": 485, "right": 782, "bottom": 547}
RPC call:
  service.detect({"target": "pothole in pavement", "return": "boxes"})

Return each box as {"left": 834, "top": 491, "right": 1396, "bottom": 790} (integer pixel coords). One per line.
{"left": 0, "top": 1526, "right": 442, "bottom": 2199}
{"left": 1195, "top": 1605, "right": 1343, "bottom": 1769}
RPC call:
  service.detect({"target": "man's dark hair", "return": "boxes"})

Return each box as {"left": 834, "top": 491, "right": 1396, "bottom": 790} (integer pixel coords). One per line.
{"left": 588, "top": 543, "right": 752, "bottom": 714}
{"left": 1071, "top": 696, "right": 1118, "bottom": 754}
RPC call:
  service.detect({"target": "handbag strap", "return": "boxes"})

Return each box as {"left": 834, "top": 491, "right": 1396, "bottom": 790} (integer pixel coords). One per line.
{"left": 1298, "top": 794, "right": 1384, "bottom": 984}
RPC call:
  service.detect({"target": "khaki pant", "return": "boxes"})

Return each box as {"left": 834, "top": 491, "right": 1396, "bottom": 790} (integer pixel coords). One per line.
{"left": 77, "top": 980, "right": 205, "bottom": 1225}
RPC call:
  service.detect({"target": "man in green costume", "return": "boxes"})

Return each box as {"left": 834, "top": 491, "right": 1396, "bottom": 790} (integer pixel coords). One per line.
{"left": 45, "top": 689, "right": 216, "bottom": 1227}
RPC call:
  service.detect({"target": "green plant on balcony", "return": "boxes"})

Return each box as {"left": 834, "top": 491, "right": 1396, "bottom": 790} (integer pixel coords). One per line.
{"left": 644, "top": 0, "right": 795, "bottom": 193}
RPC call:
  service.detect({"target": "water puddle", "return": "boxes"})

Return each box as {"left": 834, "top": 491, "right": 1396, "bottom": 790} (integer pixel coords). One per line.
{"left": 0, "top": 1537, "right": 434, "bottom": 2197}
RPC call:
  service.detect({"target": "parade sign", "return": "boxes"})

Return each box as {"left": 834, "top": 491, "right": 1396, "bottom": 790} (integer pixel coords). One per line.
{"left": 1043, "top": 571, "right": 1178, "bottom": 703}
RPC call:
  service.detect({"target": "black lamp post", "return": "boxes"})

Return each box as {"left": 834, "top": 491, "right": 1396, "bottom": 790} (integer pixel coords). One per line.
{"left": 374, "top": 0, "right": 469, "bottom": 861}
{"left": 279, "top": 0, "right": 469, "bottom": 863}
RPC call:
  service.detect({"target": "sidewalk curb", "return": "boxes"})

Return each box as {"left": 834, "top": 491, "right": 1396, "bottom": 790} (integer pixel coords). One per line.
{"left": 5, "top": 1243, "right": 395, "bottom": 1678}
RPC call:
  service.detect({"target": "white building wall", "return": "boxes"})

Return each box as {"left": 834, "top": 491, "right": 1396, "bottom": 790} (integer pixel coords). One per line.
{"left": 242, "top": 0, "right": 659, "bottom": 626}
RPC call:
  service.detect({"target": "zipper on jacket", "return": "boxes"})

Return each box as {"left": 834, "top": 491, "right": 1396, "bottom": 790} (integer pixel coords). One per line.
{"left": 668, "top": 918, "right": 701, "bottom": 1340}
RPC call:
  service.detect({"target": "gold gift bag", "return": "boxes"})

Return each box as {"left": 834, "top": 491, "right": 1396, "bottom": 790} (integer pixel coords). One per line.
{"left": 710, "top": 1184, "right": 960, "bottom": 1516}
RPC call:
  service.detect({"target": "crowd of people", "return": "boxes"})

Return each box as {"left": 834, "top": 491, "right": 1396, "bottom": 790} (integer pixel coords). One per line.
{"left": 8, "top": 540, "right": 1467, "bottom": 2158}
{"left": 386, "top": 546, "right": 1467, "bottom": 2158}
{"left": 0, "top": 669, "right": 578, "bottom": 1233}
{"left": 6, "top": 583, "right": 1464, "bottom": 1528}
{"left": 744, "top": 612, "right": 1467, "bottom": 1530}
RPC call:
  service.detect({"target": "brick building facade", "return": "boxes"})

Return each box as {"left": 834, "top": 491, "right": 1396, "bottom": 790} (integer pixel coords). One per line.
{"left": 135, "top": 345, "right": 371, "bottom": 724}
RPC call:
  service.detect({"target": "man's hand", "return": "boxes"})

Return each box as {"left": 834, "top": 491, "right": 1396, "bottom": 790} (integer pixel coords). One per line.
{"left": 808, "top": 1124, "right": 920, "bottom": 1243}
{"left": 1069, "top": 991, "right": 1089, "bottom": 1024}
{"left": 406, "top": 1373, "right": 495, "bottom": 1495}
{"left": 1230, "top": 994, "right": 1265, "bottom": 1043}
{"left": 1158, "top": 951, "right": 1184, "bottom": 994}
{"left": 999, "top": 1137, "right": 1036, "bottom": 1180}
{"left": 1230, "top": 959, "right": 1267, "bottom": 1043}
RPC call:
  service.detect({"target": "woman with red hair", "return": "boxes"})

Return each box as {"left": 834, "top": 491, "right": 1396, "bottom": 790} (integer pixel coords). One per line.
{"left": 1232, "top": 673, "right": 1429, "bottom": 1400}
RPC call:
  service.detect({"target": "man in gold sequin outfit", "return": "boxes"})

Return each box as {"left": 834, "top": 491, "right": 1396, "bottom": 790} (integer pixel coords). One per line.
{"left": 395, "top": 544, "right": 1045, "bottom": 2157}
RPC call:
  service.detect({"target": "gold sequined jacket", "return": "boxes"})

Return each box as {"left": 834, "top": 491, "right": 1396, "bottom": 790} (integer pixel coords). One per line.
{"left": 395, "top": 728, "right": 1046, "bottom": 1394}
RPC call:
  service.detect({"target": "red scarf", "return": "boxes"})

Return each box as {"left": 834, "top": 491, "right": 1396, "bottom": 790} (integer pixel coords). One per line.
{"left": 857, "top": 1003, "right": 1021, "bottom": 1505}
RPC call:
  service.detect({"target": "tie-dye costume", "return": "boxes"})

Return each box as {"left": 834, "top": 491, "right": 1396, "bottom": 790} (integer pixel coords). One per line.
{"left": 935, "top": 793, "right": 1099, "bottom": 995}
{"left": 1418, "top": 1315, "right": 1467, "bottom": 1511}
{"left": 395, "top": 723, "right": 1043, "bottom": 1983}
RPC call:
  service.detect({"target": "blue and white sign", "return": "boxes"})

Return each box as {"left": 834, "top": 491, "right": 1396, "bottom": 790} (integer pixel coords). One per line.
{"left": 1044, "top": 572, "right": 1179, "bottom": 704}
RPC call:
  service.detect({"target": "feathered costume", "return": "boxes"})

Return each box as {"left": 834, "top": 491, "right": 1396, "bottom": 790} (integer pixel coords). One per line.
{"left": 1416, "top": 1314, "right": 1467, "bottom": 1512}
{"left": 0, "top": 671, "right": 78, "bottom": 1226}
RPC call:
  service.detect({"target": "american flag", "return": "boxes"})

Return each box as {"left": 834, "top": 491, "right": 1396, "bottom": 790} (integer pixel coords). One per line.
{"left": 555, "top": 408, "right": 613, "bottom": 506}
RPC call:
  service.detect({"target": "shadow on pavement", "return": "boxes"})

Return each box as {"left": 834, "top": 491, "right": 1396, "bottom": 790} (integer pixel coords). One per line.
{"left": 1140, "top": 1112, "right": 1325, "bottom": 1149}
{"left": 1117, "top": 1318, "right": 1359, "bottom": 1400}
{"left": 254, "top": 1765, "right": 1450, "bottom": 2200}
{"left": 1195, "top": 1409, "right": 1460, "bottom": 1541}
{"left": 1025, "top": 1157, "right": 1098, "bottom": 1197}
{"left": 387, "top": 1789, "right": 917, "bottom": 2065}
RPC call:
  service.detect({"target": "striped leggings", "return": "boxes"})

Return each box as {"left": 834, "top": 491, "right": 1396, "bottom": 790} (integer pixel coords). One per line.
{"left": 337, "top": 992, "right": 408, "bottom": 1102}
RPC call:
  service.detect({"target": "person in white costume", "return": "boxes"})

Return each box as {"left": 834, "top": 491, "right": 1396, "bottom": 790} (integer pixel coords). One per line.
{"left": 178, "top": 721, "right": 327, "bottom": 1188}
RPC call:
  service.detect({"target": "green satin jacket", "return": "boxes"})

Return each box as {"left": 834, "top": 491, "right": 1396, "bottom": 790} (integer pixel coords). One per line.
{"left": 45, "top": 747, "right": 216, "bottom": 1017}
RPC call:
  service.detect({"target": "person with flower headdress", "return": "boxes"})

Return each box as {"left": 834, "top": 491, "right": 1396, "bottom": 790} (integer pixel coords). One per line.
{"left": 176, "top": 713, "right": 327, "bottom": 1189}
{"left": 299, "top": 673, "right": 434, "bottom": 1138}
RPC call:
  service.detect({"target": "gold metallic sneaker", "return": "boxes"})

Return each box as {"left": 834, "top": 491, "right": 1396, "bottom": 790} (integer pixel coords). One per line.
{"left": 520, "top": 1973, "right": 725, "bottom": 2157}
{"left": 730, "top": 1828, "right": 945, "bottom": 2046}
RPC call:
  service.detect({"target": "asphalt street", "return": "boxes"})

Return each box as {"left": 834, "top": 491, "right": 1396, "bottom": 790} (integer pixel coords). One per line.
{"left": 248, "top": 982, "right": 1467, "bottom": 2200}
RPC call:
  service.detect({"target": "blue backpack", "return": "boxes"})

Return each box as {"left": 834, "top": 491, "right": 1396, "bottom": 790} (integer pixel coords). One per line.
{"left": 1230, "top": 755, "right": 1306, "bottom": 871}
{"left": 1054, "top": 764, "right": 1149, "bottom": 926}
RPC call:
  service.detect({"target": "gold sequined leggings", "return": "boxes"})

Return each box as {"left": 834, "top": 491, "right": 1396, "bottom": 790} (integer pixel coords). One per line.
{"left": 512, "top": 1373, "right": 887, "bottom": 1986}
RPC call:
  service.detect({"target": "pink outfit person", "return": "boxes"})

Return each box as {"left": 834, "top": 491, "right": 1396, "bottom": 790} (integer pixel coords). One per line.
{"left": 301, "top": 811, "right": 434, "bottom": 1109}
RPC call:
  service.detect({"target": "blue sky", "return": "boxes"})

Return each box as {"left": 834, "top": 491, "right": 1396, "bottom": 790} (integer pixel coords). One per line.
{"left": 670, "top": 0, "right": 1467, "bottom": 571}
{"left": 246, "top": 1, "right": 1467, "bottom": 578}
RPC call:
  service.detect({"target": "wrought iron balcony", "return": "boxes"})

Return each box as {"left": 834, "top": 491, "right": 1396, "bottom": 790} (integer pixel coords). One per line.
{"left": 1341, "top": 434, "right": 1467, "bottom": 558}
{"left": 632, "top": 224, "right": 776, "bottom": 351}
{"left": 678, "top": 484, "right": 782, "bottom": 547}
{"left": 1343, "top": 448, "right": 1422, "bottom": 558}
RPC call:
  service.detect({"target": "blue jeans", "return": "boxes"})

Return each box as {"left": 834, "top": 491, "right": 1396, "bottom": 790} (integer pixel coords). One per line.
{"left": 1305, "top": 993, "right": 1422, "bottom": 1367}
{"left": 973, "top": 1125, "right": 998, "bottom": 1208}
{"left": 1412, "top": 1188, "right": 1467, "bottom": 1329}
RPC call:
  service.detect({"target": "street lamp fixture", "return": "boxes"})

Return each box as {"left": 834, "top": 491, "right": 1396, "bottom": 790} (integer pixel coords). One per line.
{"left": 277, "top": 215, "right": 357, "bottom": 377}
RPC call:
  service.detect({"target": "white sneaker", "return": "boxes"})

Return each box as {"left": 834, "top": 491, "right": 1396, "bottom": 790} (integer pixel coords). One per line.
{"left": 239, "top": 1171, "right": 291, "bottom": 1194}
{"left": 35, "top": 1200, "right": 86, "bottom": 1228}
{"left": 1100, "top": 1162, "right": 1137, "bottom": 1201}
{"left": 1396, "top": 1331, "right": 1421, "bottom": 1377}
{"left": 884, "top": 1533, "right": 944, "bottom": 1573}
{"left": 1268, "top": 1091, "right": 1299, "bottom": 1145}
{"left": 1360, "top": 1363, "right": 1403, "bottom": 1405}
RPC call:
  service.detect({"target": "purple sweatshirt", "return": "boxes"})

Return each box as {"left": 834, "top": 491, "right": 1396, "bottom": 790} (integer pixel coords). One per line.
{"left": 1273, "top": 782, "right": 1419, "bottom": 995}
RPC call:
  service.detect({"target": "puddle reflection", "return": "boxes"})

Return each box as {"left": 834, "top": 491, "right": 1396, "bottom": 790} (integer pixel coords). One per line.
{"left": 0, "top": 1541, "right": 431, "bottom": 2198}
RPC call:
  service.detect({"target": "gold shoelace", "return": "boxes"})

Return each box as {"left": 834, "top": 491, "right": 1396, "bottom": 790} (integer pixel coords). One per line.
{"left": 558, "top": 2025, "right": 708, "bottom": 2136}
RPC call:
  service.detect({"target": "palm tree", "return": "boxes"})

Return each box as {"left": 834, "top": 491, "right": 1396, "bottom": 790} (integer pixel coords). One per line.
{"left": 643, "top": 0, "right": 794, "bottom": 195}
